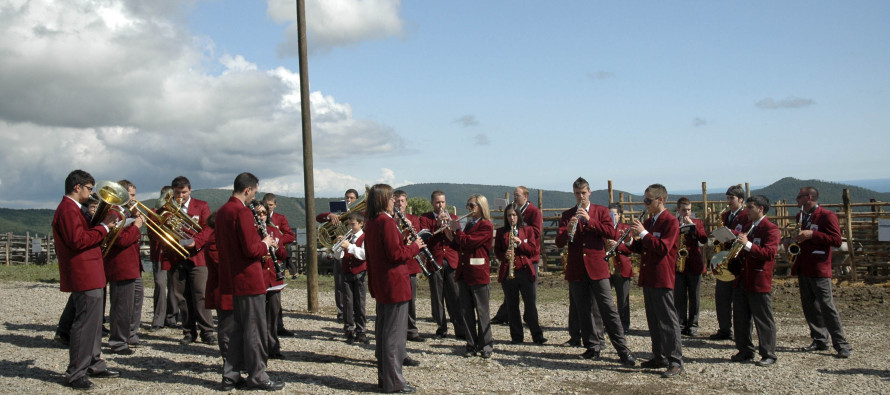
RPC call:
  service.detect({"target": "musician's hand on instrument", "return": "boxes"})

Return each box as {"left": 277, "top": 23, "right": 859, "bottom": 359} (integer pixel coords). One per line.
{"left": 262, "top": 234, "right": 275, "bottom": 248}
{"left": 568, "top": 217, "right": 578, "bottom": 229}
{"left": 328, "top": 214, "right": 340, "bottom": 226}
{"left": 133, "top": 216, "right": 145, "bottom": 228}
{"left": 796, "top": 230, "right": 813, "bottom": 242}
{"left": 680, "top": 215, "right": 693, "bottom": 225}
{"left": 606, "top": 239, "right": 618, "bottom": 249}
{"left": 415, "top": 239, "right": 427, "bottom": 250}
{"left": 631, "top": 219, "right": 645, "bottom": 235}
{"left": 505, "top": 251, "right": 514, "bottom": 262}
{"left": 577, "top": 207, "right": 590, "bottom": 222}
{"left": 738, "top": 233, "right": 748, "bottom": 245}
{"left": 339, "top": 239, "right": 351, "bottom": 249}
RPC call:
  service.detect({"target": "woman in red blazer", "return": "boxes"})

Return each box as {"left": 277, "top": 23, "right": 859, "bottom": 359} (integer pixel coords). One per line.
{"left": 255, "top": 203, "right": 288, "bottom": 360}
{"left": 494, "top": 203, "right": 544, "bottom": 344}
{"left": 446, "top": 194, "right": 494, "bottom": 358}
{"left": 364, "top": 184, "right": 423, "bottom": 394}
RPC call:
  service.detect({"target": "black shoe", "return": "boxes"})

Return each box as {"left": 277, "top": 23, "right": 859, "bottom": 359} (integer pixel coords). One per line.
{"left": 407, "top": 335, "right": 424, "bottom": 342}
{"left": 221, "top": 377, "right": 246, "bottom": 391}
{"left": 102, "top": 325, "right": 110, "bottom": 336}
{"left": 619, "top": 354, "right": 637, "bottom": 367}
{"left": 755, "top": 357, "right": 777, "bottom": 367}
{"left": 510, "top": 339, "right": 523, "bottom": 345}
{"left": 837, "top": 349, "right": 851, "bottom": 359}
{"left": 89, "top": 370, "right": 120, "bottom": 378}
{"left": 480, "top": 351, "right": 492, "bottom": 359}
{"left": 641, "top": 358, "right": 668, "bottom": 369}
{"left": 681, "top": 328, "right": 691, "bottom": 336}
{"left": 54, "top": 333, "right": 70, "bottom": 347}
{"left": 165, "top": 323, "right": 181, "bottom": 329}
{"left": 435, "top": 331, "right": 447, "bottom": 339}
{"left": 202, "top": 334, "right": 218, "bottom": 345}
{"left": 463, "top": 350, "right": 476, "bottom": 358}
{"left": 67, "top": 377, "right": 94, "bottom": 390}
{"left": 731, "top": 352, "right": 755, "bottom": 363}
{"left": 346, "top": 333, "right": 356, "bottom": 344}
{"left": 179, "top": 334, "right": 194, "bottom": 345}
{"left": 533, "top": 337, "right": 548, "bottom": 345}
{"left": 128, "top": 342, "right": 142, "bottom": 349}
{"left": 248, "top": 379, "right": 285, "bottom": 391}
{"left": 290, "top": 275, "right": 298, "bottom": 280}
{"left": 709, "top": 332, "right": 732, "bottom": 341}
{"left": 561, "top": 339, "right": 581, "bottom": 347}
{"left": 455, "top": 333, "right": 467, "bottom": 341}
{"left": 800, "top": 342, "right": 829, "bottom": 352}
{"left": 580, "top": 349, "right": 601, "bottom": 360}
{"left": 269, "top": 352, "right": 286, "bottom": 360}
{"left": 147, "top": 325, "right": 162, "bottom": 332}
{"left": 356, "top": 334, "right": 369, "bottom": 344}
{"left": 392, "top": 384, "right": 416, "bottom": 393}
{"left": 490, "top": 317, "right": 506, "bottom": 325}
{"left": 109, "top": 348, "right": 134, "bottom": 355}
{"left": 278, "top": 328, "right": 295, "bottom": 337}
{"left": 662, "top": 365, "right": 684, "bottom": 378}
{"left": 403, "top": 357, "right": 420, "bottom": 367}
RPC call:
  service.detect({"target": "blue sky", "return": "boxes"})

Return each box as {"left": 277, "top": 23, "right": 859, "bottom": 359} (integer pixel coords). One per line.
{"left": 0, "top": 0, "right": 888, "bottom": 208}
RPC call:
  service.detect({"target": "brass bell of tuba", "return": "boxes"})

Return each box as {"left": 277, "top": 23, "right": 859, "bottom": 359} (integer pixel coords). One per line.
{"left": 318, "top": 186, "right": 369, "bottom": 251}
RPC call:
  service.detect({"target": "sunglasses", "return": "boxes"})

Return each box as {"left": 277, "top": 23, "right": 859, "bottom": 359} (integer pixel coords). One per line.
{"left": 466, "top": 203, "right": 478, "bottom": 208}
{"left": 643, "top": 197, "right": 655, "bottom": 205}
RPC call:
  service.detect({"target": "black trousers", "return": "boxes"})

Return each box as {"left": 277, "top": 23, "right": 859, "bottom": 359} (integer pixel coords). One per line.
{"left": 342, "top": 271, "right": 367, "bottom": 335}
{"left": 609, "top": 273, "right": 632, "bottom": 332}
{"left": 429, "top": 264, "right": 464, "bottom": 337}
{"left": 376, "top": 301, "right": 408, "bottom": 392}
{"left": 715, "top": 279, "right": 734, "bottom": 336}
{"left": 108, "top": 277, "right": 143, "bottom": 351}
{"left": 407, "top": 274, "right": 419, "bottom": 338}
{"left": 265, "top": 291, "right": 282, "bottom": 355}
{"left": 674, "top": 273, "right": 702, "bottom": 332}
{"left": 151, "top": 262, "right": 179, "bottom": 327}
{"left": 643, "top": 287, "right": 683, "bottom": 367}
{"left": 570, "top": 276, "right": 628, "bottom": 355}
{"left": 732, "top": 287, "right": 777, "bottom": 359}
{"left": 459, "top": 282, "right": 493, "bottom": 353}
{"left": 66, "top": 288, "right": 107, "bottom": 384}
{"left": 502, "top": 269, "right": 543, "bottom": 342}
{"left": 224, "top": 294, "right": 269, "bottom": 386}
{"left": 172, "top": 262, "right": 214, "bottom": 338}
{"left": 798, "top": 275, "right": 851, "bottom": 352}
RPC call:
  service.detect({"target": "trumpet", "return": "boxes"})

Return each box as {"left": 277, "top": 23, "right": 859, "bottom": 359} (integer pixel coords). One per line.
{"left": 429, "top": 212, "right": 473, "bottom": 237}
{"left": 787, "top": 206, "right": 803, "bottom": 264}
{"left": 130, "top": 199, "right": 191, "bottom": 259}
{"left": 331, "top": 229, "right": 356, "bottom": 255}
{"left": 507, "top": 225, "right": 517, "bottom": 280}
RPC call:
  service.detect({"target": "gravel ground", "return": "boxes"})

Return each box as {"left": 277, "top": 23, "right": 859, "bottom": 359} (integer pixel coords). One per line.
{"left": 1, "top": 276, "right": 889, "bottom": 394}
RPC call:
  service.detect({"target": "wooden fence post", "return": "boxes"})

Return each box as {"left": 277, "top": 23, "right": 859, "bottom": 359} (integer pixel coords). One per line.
{"left": 702, "top": 182, "right": 709, "bottom": 233}
{"left": 24, "top": 232, "right": 30, "bottom": 265}
{"left": 608, "top": 180, "right": 614, "bottom": 204}
{"left": 4, "top": 232, "right": 9, "bottom": 266}
{"left": 843, "top": 189, "right": 857, "bottom": 281}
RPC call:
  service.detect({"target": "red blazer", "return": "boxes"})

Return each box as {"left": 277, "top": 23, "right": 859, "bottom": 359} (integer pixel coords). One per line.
{"left": 555, "top": 204, "right": 619, "bottom": 282}
{"left": 216, "top": 196, "right": 271, "bottom": 297}
{"left": 270, "top": 212, "right": 296, "bottom": 258}
{"left": 420, "top": 211, "right": 459, "bottom": 270}
{"left": 399, "top": 213, "right": 423, "bottom": 275}
{"left": 147, "top": 208, "right": 175, "bottom": 270}
{"left": 613, "top": 223, "right": 634, "bottom": 278}
{"left": 204, "top": 228, "right": 233, "bottom": 311}
{"left": 451, "top": 219, "right": 494, "bottom": 286}
{"left": 721, "top": 207, "right": 751, "bottom": 249}
{"left": 103, "top": 224, "right": 143, "bottom": 282}
{"left": 316, "top": 212, "right": 332, "bottom": 223}
{"left": 365, "top": 213, "right": 420, "bottom": 304}
{"left": 791, "top": 206, "right": 843, "bottom": 278}
{"left": 495, "top": 226, "right": 536, "bottom": 283}
{"left": 630, "top": 210, "right": 679, "bottom": 289}
{"left": 341, "top": 232, "right": 367, "bottom": 274}
{"left": 263, "top": 225, "right": 288, "bottom": 288}
{"left": 178, "top": 198, "right": 211, "bottom": 267}
{"left": 53, "top": 197, "right": 109, "bottom": 292}
{"left": 519, "top": 202, "right": 544, "bottom": 263}
{"left": 735, "top": 217, "right": 781, "bottom": 293}
{"left": 678, "top": 218, "right": 708, "bottom": 275}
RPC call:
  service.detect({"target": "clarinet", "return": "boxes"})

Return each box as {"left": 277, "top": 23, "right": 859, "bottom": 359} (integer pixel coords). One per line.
{"left": 604, "top": 210, "right": 647, "bottom": 262}
{"left": 248, "top": 200, "right": 285, "bottom": 281}
{"left": 393, "top": 206, "right": 436, "bottom": 277}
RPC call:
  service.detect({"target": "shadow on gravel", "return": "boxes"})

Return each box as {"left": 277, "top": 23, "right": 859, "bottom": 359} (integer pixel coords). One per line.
{"left": 0, "top": 332, "right": 62, "bottom": 350}
{"left": 0, "top": 359, "right": 62, "bottom": 386}
{"left": 111, "top": 356, "right": 219, "bottom": 388}
{"left": 818, "top": 367, "right": 890, "bottom": 381}
{"left": 3, "top": 322, "right": 56, "bottom": 333}
{"left": 278, "top": 349, "right": 375, "bottom": 368}
{"left": 274, "top": 369, "right": 378, "bottom": 392}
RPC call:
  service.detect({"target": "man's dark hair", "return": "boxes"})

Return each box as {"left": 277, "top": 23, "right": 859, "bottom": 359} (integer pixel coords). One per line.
{"left": 726, "top": 185, "right": 745, "bottom": 199}
{"left": 346, "top": 211, "right": 365, "bottom": 224}
{"left": 802, "top": 186, "right": 819, "bottom": 200}
{"left": 430, "top": 190, "right": 445, "bottom": 201}
{"left": 608, "top": 202, "right": 623, "bottom": 215}
{"left": 262, "top": 193, "right": 277, "bottom": 204}
{"left": 118, "top": 179, "right": 134, "bottom": 191}
{"left": 345, "top": 189, "right": 359, "bottom": 199}
{"left": 171, "top": 176, "right": 191, "bottom": 190}
{"left": 677, "top": 197, "right": 691, "bottom": 207}
{"left": 65, "top": 170, "right": 94, "bottom": 195}
{"left": 393, "top": 190, "right": 407, "bottom": 199}
{"left": 573, "top": 177, "right": 589, "bottom": 190}
{"left": 646, "top": 183, "right": 668, "bottom": 200}
{"left": 233, "top": 172, "right": 259, "bottom": 193}
{"left": 747, "top": 195, "right": 771, "bottom": 214}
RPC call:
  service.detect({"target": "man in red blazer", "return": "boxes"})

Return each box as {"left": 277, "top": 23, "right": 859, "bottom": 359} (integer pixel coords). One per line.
{"left": 711, "top": 185, "right": 751, "bottom": 341}
{"left": 791, "top": 186, "right": 851, "bottom": 358}
{"left": 262, "top": 193, "right": 297, "bottom": 337}
{"left": 729, "top": 195, "right": 780, "bottom": 366}
{"left": 674, "top": 197, "right": 708, "bottom": 337}
{"left": 149, "top": 186, "right": 180, "bottom": 331}
{"left": 556, "top": 177, "right": 634, "bottom": 365}
{"left": 103, "top": 180, "right": 146, "bottom": 355}
{"left": 170, "top": 176, "right": 216, "bottom": 346}
{"left": 420, "top": 190, "right": 465, "bottom": 339}
{"left": 53, "top": 170, "right": 120, "bottom": 389}
{"left": 627, "top": 183, "right": 683, "bottom": 378}
{"left": 394, "top": 190, "right": 424, "bottom": 347}
{"left": 316, "top": 188, "right": 359, "bottom": 323}
{"left": 607, "top": 203, "right": 634, "bottom": 333}
{"left": 216, "top": 172, "right": 283, "bottom": 391}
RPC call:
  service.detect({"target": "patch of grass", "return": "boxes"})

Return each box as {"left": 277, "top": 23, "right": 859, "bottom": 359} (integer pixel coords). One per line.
{"left": 0, "top": 261, "right": 61, "bottom": 283}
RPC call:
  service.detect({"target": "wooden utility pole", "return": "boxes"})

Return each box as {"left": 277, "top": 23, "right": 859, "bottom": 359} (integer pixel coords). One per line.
{"left": 296, "top": 0, "right": 318, "bottom": 312}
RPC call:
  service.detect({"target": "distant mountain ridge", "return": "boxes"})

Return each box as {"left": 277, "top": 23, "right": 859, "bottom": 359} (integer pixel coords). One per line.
{"left": 3, "top": 177, "right": 889, "bottom": 235}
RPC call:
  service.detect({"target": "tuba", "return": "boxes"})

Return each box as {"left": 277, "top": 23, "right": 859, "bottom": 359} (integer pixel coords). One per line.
{"left": 90, "top": 181, "right": 132, "bottom": 257}
{"left": 158, "top": 194, "right": 202, "bottom": 239}
{"left": 318, "top": 186, "right": 369, "bottom": 251}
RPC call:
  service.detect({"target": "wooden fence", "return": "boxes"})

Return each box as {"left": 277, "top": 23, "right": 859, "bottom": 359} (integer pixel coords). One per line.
{"left": 1, "top": 232, "right": 54, "bottom": 265}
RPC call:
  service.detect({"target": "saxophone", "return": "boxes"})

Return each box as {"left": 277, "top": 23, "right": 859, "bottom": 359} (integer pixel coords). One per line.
{"left": 677, "top": 231, "right": 688, "bottom": 273}
{"left": 787, "top": 206, "right": 804, "bottom": 264}
{"left": 712, "top": 224, "right": 756, "bottom": 281}
{"left": 507, "top": 225, "right": 517, "bottom": 279}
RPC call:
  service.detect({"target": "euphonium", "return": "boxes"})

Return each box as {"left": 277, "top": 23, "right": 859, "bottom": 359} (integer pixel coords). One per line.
{"left": 90, "top": 180, "right": 131, "bottom": 257}
{"left": 507, "top": 225, "right": 517, "bottom": 280}
{"left": 318, "top": 186, "right": 369, "bottom": 250}
{"left": 129, "top": 199, "right": 191, "bottom": 259}
{"left": 787, "top": 206, "right": 803, "bottom": 264}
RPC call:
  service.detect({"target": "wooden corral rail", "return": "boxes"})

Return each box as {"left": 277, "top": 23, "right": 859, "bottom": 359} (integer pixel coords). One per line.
{"left": 2, "top": 232, "right": 54, "bottom": 265}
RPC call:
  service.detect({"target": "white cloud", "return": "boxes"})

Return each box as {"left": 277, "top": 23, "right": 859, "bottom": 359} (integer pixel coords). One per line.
{"left": 267, "top": 0, "right": 404, "bottom": 55}
{"left": 455, "top": 115, "right": 479, "bottom": 127}
{"left": 474, "top": 133, "right": 490, "bottom": 146}
{"left": 755, "top": 97, "right": 815, "bottom": 109}
{"left": 259, "top": 168, "right": 405, "bottom": 198}
{"left": 587, "top": 71, "right": 616, "bottom": 80}
{"left": 0, "top": 0, "right": 405, "bottom": 207}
